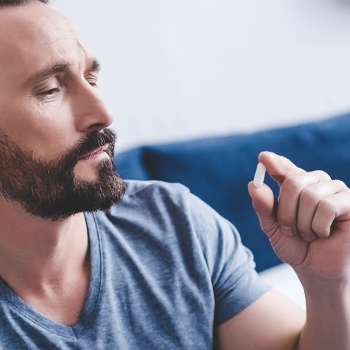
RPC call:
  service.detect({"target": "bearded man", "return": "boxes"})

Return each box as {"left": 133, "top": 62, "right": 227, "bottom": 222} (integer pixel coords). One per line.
{"left": 0, "top": 1, "right": 349, "bottom": 349}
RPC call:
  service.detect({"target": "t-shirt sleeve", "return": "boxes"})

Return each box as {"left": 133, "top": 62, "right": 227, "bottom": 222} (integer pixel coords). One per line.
{"left": 186, "top": 191, "right": 271, "bottom": 325}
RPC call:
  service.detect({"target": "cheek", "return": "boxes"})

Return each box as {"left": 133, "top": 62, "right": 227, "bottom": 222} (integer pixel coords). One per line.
{"left": 0, "top": 101, "right": 77, "bottom": 160}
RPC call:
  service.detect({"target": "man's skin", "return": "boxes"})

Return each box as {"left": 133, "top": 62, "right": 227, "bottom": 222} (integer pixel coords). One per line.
{"left": 1, "top": 2, "right": 350, "bottom": 349}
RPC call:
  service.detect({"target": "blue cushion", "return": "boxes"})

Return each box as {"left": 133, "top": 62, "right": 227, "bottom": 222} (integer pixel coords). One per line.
{"left": 115, "top": 113, "right": 350, "bottom": 272}
{"left": 115, "top": 147, "right": 150, "bottom": 181}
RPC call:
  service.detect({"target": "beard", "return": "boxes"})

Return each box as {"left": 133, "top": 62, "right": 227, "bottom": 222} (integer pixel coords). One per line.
{"left": 0, "top": 128, "right": 126, "bottom": 221}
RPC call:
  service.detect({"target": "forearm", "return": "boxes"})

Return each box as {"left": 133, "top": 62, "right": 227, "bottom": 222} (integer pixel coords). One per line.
{"left": 297, "top": 277, "right": 350, "bottom": 350}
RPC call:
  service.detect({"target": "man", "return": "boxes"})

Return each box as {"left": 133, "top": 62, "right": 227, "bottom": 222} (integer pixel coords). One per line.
{"left": 0, "top": 0, "right": 349, "bottom": 349}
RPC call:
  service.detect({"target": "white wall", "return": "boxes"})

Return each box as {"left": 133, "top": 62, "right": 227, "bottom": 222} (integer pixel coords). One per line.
{"left": 53, "top": 0, "right": 350, "bottom": 152}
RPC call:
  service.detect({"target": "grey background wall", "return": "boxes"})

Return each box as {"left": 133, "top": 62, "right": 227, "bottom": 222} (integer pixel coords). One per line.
{"left": 53, "top": 0, "right": 350, "bottom": 152}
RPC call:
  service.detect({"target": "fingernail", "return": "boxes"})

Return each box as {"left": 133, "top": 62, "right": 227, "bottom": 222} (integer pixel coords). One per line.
{"left": 266, "top": 151, "right": 277, "bottom": 159}
{"left": 280, "top": 225, "right": 294, "bottom": 236}
{"left": 261, "top": 151, "right": 277, "bottom": 160}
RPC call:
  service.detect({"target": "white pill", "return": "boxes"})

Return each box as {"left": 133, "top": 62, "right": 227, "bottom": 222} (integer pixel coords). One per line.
{"left": 253, "top": 162, "right": 266, "bottom": 188}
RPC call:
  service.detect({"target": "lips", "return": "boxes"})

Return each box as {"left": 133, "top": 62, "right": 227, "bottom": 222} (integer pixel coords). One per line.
{"left": 79, "top": 144, "right": 109, "bottom": 160}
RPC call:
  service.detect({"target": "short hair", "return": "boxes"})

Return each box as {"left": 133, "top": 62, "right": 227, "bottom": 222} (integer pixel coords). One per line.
{"left": 0, "top": 0, "right": 49, "bottom": 6}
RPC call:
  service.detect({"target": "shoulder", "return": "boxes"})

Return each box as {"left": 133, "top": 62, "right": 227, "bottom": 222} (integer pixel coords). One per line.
{"left": 97, "top": 179, "right": 237, "bottom": 242}
{"left": 91, "top": 179, "right": 234, "bottom": 248}
{"left": 111, "top": 180, "right": 193, "bottom": 216}
{"left": 122, "top": 179, "right": 189, "bottom": 199}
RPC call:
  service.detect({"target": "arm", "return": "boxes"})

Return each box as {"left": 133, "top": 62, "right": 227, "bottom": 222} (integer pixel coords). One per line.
{"left": 217, "top": 151, "right": 350, "bottom": 349}
{"left": 216, "top": 289, "right": 305, "bottom": 350}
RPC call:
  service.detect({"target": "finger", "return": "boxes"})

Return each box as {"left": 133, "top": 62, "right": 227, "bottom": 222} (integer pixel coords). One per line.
{"left": 258, "top": 151, "right": 305, "bottom": 186}
{"left": 298, "top": 180, "right": 347, "bottom": 240}
{"left": 248, "top": 181, "right": 278, "bottom": 238}
{"left": 311, "top": 188, "right": 350, "bottom": 239}
{"left": 277, "top": 170, "right": 332, "bottom": 240}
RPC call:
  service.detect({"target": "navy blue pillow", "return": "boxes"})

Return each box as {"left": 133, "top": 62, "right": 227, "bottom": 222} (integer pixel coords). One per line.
{"left": 115, "top": 113, "right": 350, "bottom": 272}
{"left": 115, "top": 147, "right": 150, "bottom": 181}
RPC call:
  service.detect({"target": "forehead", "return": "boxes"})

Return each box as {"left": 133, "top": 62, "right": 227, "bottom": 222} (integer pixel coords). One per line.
{"left": 0, "top": 3, "right": 90, "bottom": 86}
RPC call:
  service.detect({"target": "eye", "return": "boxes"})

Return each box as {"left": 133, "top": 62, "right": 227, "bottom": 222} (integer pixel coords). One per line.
{"left": 40, "top": 88, "right": 60, "bottom": 96}
{"left": 88, "top": 81, "right": 98, "bottom": 88}
{"left": 86, "top": 75, "right": 98, "bottom": 88}
{"left": 35, "top": 86, "right": 62, "bottom": 101}
{"left": 38, "top": 87, "right": 61, "bottom": 100}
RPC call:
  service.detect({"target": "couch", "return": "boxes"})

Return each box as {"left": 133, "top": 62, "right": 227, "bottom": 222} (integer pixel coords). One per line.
{"left": 114, "top": 112, "right": 350, "bottom": 274}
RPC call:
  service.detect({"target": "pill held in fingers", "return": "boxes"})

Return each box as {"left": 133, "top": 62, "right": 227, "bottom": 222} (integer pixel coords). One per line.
{"left": 253, "top": 163, "right": 266, "bottom": 188}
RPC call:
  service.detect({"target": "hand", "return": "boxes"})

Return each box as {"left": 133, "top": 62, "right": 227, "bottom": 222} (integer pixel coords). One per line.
{"left": 248, "top": 151, "right": 350, "bottom": 282}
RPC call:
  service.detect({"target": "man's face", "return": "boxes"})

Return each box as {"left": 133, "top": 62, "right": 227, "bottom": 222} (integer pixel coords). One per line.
{"left": 0, "top": 2, "right": 126, "bottom": 220}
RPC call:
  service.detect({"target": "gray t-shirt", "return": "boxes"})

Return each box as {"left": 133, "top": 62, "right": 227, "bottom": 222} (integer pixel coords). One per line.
{"left": 0, "top": 180, "right": 270, "bottom": 349}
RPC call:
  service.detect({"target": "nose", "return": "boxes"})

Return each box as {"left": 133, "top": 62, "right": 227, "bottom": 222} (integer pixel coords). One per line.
{"left": 73, "top": 81, "right": 114, "bottom": 132}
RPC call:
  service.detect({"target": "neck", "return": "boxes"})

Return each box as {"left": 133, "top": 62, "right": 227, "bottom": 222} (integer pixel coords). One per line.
{"left": 0, "top": 197, "right": 90, "bottom": 294}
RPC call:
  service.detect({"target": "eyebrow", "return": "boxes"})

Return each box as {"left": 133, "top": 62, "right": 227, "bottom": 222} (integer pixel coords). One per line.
{"left": 22, "top": 58, "right": 101, "bottom": 88}
{"left": 89, "top": 58, "right": 101, "bottom": 72}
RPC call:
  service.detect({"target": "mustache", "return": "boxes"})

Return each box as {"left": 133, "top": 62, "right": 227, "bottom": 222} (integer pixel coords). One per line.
{"left": 58, "top": 128, "right": 117, "bottom": 170}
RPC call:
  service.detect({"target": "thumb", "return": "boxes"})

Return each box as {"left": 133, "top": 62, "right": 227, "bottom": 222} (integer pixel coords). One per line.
{"left": 248, "top": 181, "right": 278, "bottom": 238}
